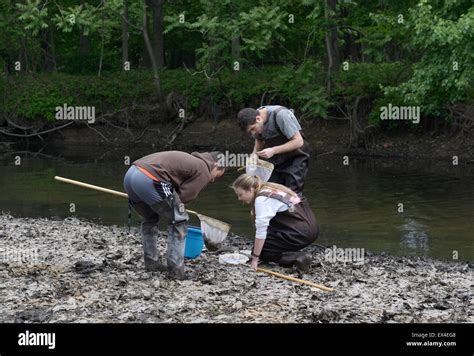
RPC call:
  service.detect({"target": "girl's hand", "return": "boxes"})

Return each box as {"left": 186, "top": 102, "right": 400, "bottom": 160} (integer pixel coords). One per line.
{"left": 251, "top": 257, "right": 259, "bottom": 271}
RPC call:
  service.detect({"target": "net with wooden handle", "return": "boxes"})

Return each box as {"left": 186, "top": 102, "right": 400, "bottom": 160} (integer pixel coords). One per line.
{"left": 54, "top": 176, "right": 230, "bottom": 245}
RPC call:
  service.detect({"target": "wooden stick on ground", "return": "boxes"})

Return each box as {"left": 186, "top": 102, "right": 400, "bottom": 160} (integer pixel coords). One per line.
{"left": 257, "top": 267, "right": 334, "bottom": 292}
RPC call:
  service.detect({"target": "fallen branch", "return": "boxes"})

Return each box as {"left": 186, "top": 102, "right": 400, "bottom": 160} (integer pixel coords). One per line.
{"left": 0, "top": 150, "right": 64, "bottom": 161}
{"left": 6, "top": 118, "right": 35, "bottom": 131}
{"left": 167, "top": 118, "right": 188, "bottom": 146}
{"left": 86, "top": 122, "right": 110, "bottom": 142}
{"left": 316, "top": 150, "right": 336, "bottom": 157}
{"left": 132, "top": 127, "right": 150, "bottom": 143}
{"left": 0, "top": 121, "right": 75, "bottom": 138}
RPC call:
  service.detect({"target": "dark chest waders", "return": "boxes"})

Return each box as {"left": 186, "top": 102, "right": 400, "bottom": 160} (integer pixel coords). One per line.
{"left": 256, "top": 190, "right": 319, "bottom": 262}
{"left": 257, "top": 106, "right": 311, "bottom": 193}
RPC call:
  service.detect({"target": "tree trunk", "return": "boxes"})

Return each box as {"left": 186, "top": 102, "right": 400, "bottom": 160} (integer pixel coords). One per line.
{"left": 79, "top": 30, "right": 89, "bottom": 56}
{"left": 49, "top": 28, "right": 57, "bottom": 71}
{"left": 98, "top": 37, "right": 104, "bottom": 76}
{"left": 79, "top": 0, "right": 90, "bottom": 56}
{"left": 143, "top": 2, "right": 162, "bottom": 99}
{"left": 349, "top": 96, "right": 365, "bottom": 148}
{"left": 122, "top": 0, "right": 129, "bottom": 66}
{"left": 324, "top": 0, "right": 340, "bottom": 94}
{"left": 140, "top": 2, "right": 151, "bottom": 68}
{"left": 231, "top": 35, "right": 240, "bottom": 73}
{"left": 21, "top": 36, "right": 30, "bottom": 72}
{"left": 148, "top": 0, "right": 164, "bottom": 68}
{"left": 40, "top": 28, "right": 56, "bottom": 72}
{"left": 209, "top": 36, "right": 219, "bottom": 72}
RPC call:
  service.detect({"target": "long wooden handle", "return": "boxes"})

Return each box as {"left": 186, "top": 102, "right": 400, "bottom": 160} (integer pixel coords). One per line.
{"left": 55, "top": 176, "right": 128, "bottom": 198}
{"left": 257, "top": 267, "right": 334, "bottom": 292}
{"left": 54, "top": 176, "right": 201, "bottom": 217}
{"left": 185, "top": 209, "right": 200, "bottom": 217}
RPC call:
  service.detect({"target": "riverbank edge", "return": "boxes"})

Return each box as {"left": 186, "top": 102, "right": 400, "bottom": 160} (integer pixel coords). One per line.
{"left": 2, "top": 118, "right": 473, "bottom": 162}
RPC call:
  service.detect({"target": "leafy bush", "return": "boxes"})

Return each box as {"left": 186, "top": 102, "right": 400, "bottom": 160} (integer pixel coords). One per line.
{"left": 383, "top": 1, "right": 474, "bottom": 116}
{"left": 4, "top": 65, "right": 332, "bottom": 123}
{"left": 333, "top": 62, "right": 411, "bottom": 126}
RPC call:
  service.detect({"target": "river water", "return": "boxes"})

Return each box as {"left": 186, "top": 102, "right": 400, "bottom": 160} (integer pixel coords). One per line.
{"left": 1, "top": 144, "right": 473, "bottom": 261}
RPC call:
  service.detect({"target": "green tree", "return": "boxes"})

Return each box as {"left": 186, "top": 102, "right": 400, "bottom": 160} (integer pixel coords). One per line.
{"left": 384, "top": 0, "right": 474, "bottom": 116}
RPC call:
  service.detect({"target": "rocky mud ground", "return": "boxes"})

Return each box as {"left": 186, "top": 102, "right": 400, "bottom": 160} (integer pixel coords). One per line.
{"left": 0, "top": 214, "right": 472, "bottom": 323}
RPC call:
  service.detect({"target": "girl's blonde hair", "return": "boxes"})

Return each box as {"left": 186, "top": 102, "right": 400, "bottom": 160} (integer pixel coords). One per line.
{"left": 232, "top": 174, "right": 298, "bottom": 200}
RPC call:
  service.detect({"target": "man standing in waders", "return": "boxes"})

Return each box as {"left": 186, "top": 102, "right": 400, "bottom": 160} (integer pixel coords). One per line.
{"left": 123, "top": 151, "right": 225, "bottom": 280}
{"left": 238, "top": 105, "right": 310, "bottom": 194}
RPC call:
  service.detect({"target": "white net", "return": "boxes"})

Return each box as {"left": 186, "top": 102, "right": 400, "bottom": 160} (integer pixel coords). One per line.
{"left": 199, "top": 215, "right": 231, "bottom": 251}
{"left": 245, "top": 156, "right": 274, "bottom": 182}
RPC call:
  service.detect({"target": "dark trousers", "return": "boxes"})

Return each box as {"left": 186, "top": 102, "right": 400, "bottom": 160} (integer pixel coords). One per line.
{"left": 268, "top": 154, "right": 309, "bottom": 194}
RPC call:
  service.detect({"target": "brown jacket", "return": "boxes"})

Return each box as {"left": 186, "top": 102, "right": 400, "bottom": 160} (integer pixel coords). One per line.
{"left": 133, "top": 151, "right": 215, "bottom": 204}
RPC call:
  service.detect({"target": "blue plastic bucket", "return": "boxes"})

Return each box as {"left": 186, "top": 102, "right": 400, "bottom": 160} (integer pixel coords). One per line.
{"left": 184, "top": 226, "right": 204, "bottom": 259}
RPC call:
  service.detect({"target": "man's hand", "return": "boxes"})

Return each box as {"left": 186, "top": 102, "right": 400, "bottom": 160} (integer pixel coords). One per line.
{"left": 256, "top": 147, "right": 276, "bottom": 159}
{"left": 251, "top": 257, "right": 259, "bottom": 271}
{"left": 259, "top": 132, "right": 303, "bottom": 157}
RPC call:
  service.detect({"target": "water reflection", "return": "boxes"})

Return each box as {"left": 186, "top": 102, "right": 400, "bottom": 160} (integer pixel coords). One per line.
{"left": 399, "top": 218, "right": 429, "bottom": 253}
{"left": 1, "top": 144, "right": 473, "bottom": 261}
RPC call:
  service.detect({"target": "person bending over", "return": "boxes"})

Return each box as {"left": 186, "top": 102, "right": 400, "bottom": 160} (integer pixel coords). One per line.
{"left": 124, "top": 150, "right": 225, "bottom": 280}
{"left": 232, "top": 174, "right": 319, "bottom": 272}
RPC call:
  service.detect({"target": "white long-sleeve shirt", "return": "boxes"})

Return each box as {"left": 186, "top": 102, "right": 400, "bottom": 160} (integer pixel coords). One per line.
{"left": 254, "top": 196, "right": 289, "bottom": 239}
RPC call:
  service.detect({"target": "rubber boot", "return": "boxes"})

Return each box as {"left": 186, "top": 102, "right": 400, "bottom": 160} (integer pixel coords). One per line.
{"left": 295, "top": 252, "right": 312, "bottom": 273}
{"left": 144, "top": 256, "right": 167, "bottom": 272}
{"left": 142, "top": 220, "right": 167, "bottom": 272}
{"left": 277, "top": 251, "right": 312, "bottom": 272}
{"left": 166, "top": 221, "right": 187, "bottom": 280}
{"left": 277, "top": 251, "right": 299, "bottom": 266}
{"left": 148, "top": 192, "right": 190, "bottom": 280}
{"left": 130, "top": 201, "right": 167, "bottom": 272}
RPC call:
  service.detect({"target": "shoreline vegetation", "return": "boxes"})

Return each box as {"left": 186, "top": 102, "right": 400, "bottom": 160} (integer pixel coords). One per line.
{"left": 1, "top": 65, "right": 473, "bottom": 161}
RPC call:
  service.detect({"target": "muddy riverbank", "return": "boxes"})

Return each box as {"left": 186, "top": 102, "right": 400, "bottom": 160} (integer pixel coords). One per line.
{"left": 3, "top": 118, "right": 473, "bottom": 161}
{"left": 0, "top": 214, "right": 472, "bottom": 323}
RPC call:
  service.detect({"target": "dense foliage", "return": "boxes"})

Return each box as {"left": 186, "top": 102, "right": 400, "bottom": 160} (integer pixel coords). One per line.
{"left": 0, "top": 0, "right": 472, "bottom": 131}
